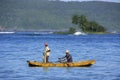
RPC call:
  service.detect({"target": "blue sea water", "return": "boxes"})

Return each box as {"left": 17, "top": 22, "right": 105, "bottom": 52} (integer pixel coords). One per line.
{"left": 0, "top": 32, "right": 120, "bottom": 80}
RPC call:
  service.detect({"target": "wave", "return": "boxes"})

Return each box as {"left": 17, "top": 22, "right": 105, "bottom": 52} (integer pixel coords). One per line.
{"left": 0, "top": 31, "right": 15, "bottom": 34}
{"left": 73, "top": 31, "right": 86, "bottom": 35}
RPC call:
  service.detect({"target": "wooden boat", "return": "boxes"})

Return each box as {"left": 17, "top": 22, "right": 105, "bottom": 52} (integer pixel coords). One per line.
{"left": 27, "top": 60, "right": 95, "bottom": 67}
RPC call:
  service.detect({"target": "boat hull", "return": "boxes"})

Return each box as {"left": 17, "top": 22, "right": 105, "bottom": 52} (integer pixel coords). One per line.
{"left": 27, "top": 60, "right": 95, "bottom": 67}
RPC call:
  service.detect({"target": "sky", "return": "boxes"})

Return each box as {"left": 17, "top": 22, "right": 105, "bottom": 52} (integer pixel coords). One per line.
{"left": 60, "top": 0, "right": 120, "bottom": 3}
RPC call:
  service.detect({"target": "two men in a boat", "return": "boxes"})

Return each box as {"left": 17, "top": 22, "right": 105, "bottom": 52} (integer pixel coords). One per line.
{"left": 43, "top": 43, "right": 72, "bottom": 63}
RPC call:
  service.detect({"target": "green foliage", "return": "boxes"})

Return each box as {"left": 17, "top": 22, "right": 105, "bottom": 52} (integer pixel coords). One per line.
{"left": 72, "top": 15, "right": 106, "bottom": 32}
{"left": 55, "top": 27, "right": 75, "bottom": 34}
{"left": 68, "top": 27, "right": 76, "bottom": 34}
{"left": 72, "top": 14, "right": 79, "bottom": 25}
{"left": 0, "top": 0, "right": 120, "bottom": 32}
{"left": 86, "top": 21, "right": 106, "bottom": 32}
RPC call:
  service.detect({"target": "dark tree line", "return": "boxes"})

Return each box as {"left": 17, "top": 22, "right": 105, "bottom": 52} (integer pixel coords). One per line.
{"left": 72, "top": 15, "right": 106, "bottom": 32}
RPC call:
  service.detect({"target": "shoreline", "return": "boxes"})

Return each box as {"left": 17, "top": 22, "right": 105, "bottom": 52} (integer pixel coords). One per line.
{"left": 0, "top": 30, "right": 119, "bottom": 34}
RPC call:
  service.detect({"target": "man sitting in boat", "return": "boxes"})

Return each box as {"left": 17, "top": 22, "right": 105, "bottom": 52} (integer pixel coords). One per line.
{"left": 58, "top": 50, "right": 73, "bottom": 63}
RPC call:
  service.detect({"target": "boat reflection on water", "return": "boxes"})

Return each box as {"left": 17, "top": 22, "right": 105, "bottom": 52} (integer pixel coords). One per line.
{"left": 43, "top": 67, "right": 49, "bottom": 72}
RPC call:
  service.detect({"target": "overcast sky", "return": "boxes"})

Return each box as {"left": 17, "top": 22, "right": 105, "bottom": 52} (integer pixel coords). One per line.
{"left": 60, "top": 0, "right": 120, "bottom": 3}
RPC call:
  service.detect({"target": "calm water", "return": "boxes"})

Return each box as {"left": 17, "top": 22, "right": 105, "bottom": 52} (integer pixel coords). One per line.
{"left": 0, "top": 32, "right": 120, "bottom": 80}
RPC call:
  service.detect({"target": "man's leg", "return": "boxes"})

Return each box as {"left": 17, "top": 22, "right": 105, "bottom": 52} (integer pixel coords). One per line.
{"left": 46, "top": 56, "right": 49, "bottom": 62}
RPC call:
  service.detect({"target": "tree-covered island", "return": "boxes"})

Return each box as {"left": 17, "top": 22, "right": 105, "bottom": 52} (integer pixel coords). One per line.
{"left": 72, "top": 14, "right": 106, "bottom": 34}
{"left": 55, "top": 14, "right": 106, "bottom": 34}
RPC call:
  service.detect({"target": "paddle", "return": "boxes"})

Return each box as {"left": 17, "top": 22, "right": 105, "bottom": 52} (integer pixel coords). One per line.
{"left": 55, "top": 57, "right": 66, "bottom": 63}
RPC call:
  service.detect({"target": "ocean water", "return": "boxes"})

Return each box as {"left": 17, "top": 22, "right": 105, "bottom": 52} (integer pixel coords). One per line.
{"left": 0, "top": 32, "right": 120, "bottom": 80}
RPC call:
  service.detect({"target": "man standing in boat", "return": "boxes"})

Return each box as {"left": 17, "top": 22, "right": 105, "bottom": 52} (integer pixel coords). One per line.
{"left": 43, "top": 43, "right": 51, "bottom": 63}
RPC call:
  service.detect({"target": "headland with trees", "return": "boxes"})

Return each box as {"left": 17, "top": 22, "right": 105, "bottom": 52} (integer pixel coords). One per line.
{"left": 56, "top": 14, "right": 106, "bottom": 34}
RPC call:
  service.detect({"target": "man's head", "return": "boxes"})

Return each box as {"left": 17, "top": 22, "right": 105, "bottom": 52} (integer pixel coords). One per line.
{"left": 45, "top": 42, "right": 48, "bottom": 46}
{"left": 65, "top": 50, "right": 69, "bottom": 54}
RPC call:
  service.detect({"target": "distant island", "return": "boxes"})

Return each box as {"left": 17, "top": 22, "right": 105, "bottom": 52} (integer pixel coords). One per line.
{"left": 0, "top": 0, "right": 120, "bottom": 33}
{"left": 55, "top": 14, "right": 106, "bottom": 34}
{"left": 72, "top": 14, "right": 106, "bottom": 33}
